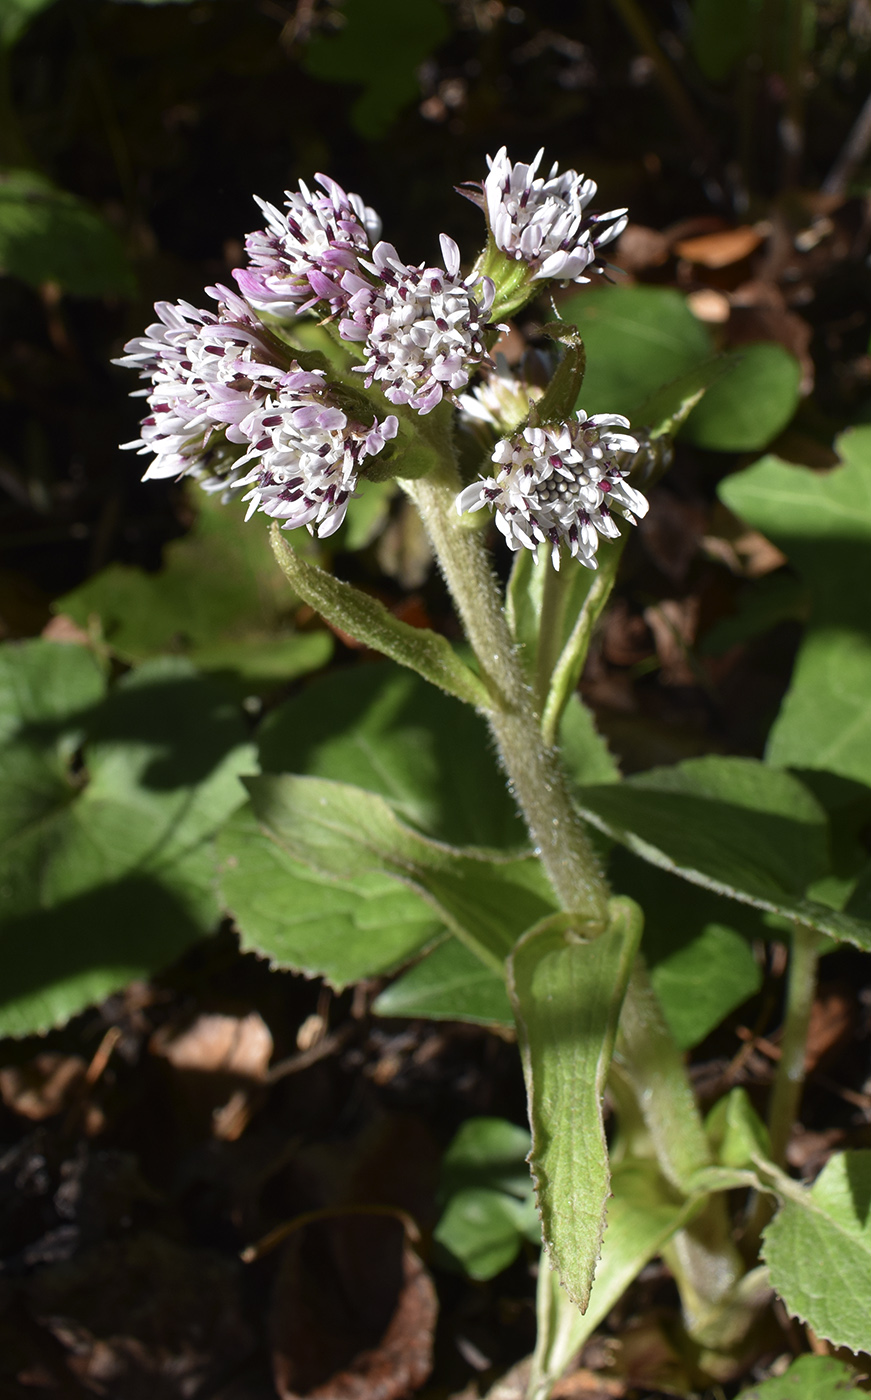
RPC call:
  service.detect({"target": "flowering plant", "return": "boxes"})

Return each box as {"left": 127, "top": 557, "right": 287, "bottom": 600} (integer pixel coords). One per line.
{"left": 114, "top": 152, "right": 871, "bottom": 1391}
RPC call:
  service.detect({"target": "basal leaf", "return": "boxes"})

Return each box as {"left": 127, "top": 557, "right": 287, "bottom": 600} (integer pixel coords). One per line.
{"left": 507, "top": 898, "right": 642, "bottom": 1310}
{"left": 434, "top": 1188, "right": 539, "bottom": 1279}
{"left": 762, "top": 1150, "right": 871, "bottom": 1354}
{"left": 0, "top": 0, "right": 61, "bottom": 45}
{"left": 738, "top": 1354, "right": 862, "bottom": 1398}
{"left": 246, "top": 773, "right": 557, "bottom": 971}
{"left": 561, "top": 285, "right": 713, "bottom": 418}
{"left": 613, "top": 853, "right": 763, "bottom": 1049}
{"left": 578, "top": 757, "right": 871, "bottom": 951}
{"left": 58, "top": 492, "right": 332, "bottom": 685}
{"left": 719, "top": 434, "right": 871, "bottom": 784}
{"left": 373, "top": 937, "right": 513, "bottom": 1026}
{"left": 682, "top": 344, "right": 801, "bottom": 451}
{"left": 218, "top": 805, "right": 440, "bottom": 988}
{"left": 259, "top": 661, "right": 524, "bottom": 847}
{"left": 0, "top": 653, "right": 253, "bottom": 1036}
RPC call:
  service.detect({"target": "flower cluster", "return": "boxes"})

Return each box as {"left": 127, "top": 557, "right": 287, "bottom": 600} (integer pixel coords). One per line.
{"left": 471, "top": 146, "right": 628, "bottom": 284}
{"left": 118, "top": 153, "right": 638, "bottom": 548}
{"left": 232, "top": 370, "right": 397, "bottom": 538}
{"left": 340, "top": 235, "right": 494, "bottom": 415}
{"left": 234, "top": 175, "right": 381, "bottom": 317}
{"left": 456, "top": 412, "right": 647, "bottom": 569}
{"left": 116, "top": 285, "right": 397, "bottom": 536}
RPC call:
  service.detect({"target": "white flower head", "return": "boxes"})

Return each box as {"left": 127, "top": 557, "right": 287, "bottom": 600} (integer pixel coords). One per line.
{"left": 234, "top": 174, "right": 382, "bottom": 316}
{"left": 474, "top": 147, "right": 627, "bottom": 284}
{"left": 458, "top": 356, "right": 545, "bottom": 434}
{"left": 456, "top": 411, "right": 646, "bottom": 569}
{"left": 232, "top": 369, "right": 398, "bottom": 538}
{"left": 114, "top": 284, "right": 288, "bottom": 481}
{"left": 339, "top": 235, "right": 495, "bottom": 415}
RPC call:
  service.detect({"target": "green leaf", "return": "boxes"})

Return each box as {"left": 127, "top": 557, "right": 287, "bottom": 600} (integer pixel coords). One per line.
{"left": 0, "top": 0, "right": 59, "bottom": 47}
{"left": 58, "top": 492, "right": 333, "bottom": 685}
{"left": 559, "top": 693, "right": 620, "bottom": 787}
{"left": 762, "top": 1150, "right": 871, "bottom": 1353}
{"left": 534, "top": 322, "right": 587, "bottom": 422}
{"left": 0, "top": 638, "right": 105, "bottom": 748}
{"left": 0, "top": 651, "right": 253, "bottom": 1036}
{"left": 507, "top": 898, "right": 642, "bottom": 1310}
{"left": 270, "top": 524, "right": 489, "bottom": 711}
{"left": 0, "top": 169, "right": 134, "bottom": 296}
{"left": 246, "top": 773, "right": 557, "bottom": 971}
{"left": 259, "top": 661, "right": 524, "bottom": 847}
{"left": 434, "top": 1187, "right": 539, "bottom": 1278}
{"left": 706, "top": 1088, "right": 771, "bottom": 1170}
{"left": 560, "top": 285, "right": 713, "bottom": 418}
{"left": 612, "top": 853, "right": 764, "bottom": 1048}
{"left": 434, "top": 1118, "right": 538, "bottom": 1281}
{"left": 633, "top": 356, "right": 730, "bottom": 439}
{"left": 302, "top": 0, "right": 450, "bottom": 139}
{"left": 373, "top": 937, "right": 513, "bottom": 1026}
{"left": 719, "top": 433, "right": 871, "bottom": 784}
{"left": 217, "top": 805, "right": 440, "bottom": 988}
{"left": 575, "top": 1162, "right": 699, "bottom": 1336}
{"left": 682, "top": 344, "right": 802, "bottom": 451}
{"left": 578, "top": 756, "right": 871, "bottom": 951}
{"left": 738, "top": 1354, "right": 862, "bottom": 1399}
{"left": 529, "top": 1159, "right": 700, "bottom": 1390}
{"left": 440, "top": 1116, "right": 533, "bottom": 1199}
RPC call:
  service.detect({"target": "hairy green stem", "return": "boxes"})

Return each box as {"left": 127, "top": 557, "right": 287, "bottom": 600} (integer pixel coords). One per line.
{"left": 768, "top": 923, "right": 819, "bottom": 1166}
{"left": 744, "top": 922, "right": 820, "bottom": 1255}
{"left": 406, "top": 456, "right": 755, "bottom": 1364}
{"left": 403, "top": 468, "right": 609, "bottom": 924}
{"left": 533, "top": 562, "right": 572, "bottom": 717}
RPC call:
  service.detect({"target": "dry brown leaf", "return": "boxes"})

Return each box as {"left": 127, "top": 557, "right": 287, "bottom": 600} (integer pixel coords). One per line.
{"left": 804, "top": 986, "right": 855, "bottom": 1072}
{"left": 674, "top": 226, "right": 764, "bottom": 268}
{"left": 150, "top": 1011, "right": 272, "bottom": 1080}
{"left": 686, "top": 288, "right": 731, "bottom": 323}
{"left": 0, "top": 1054, "right": 87, "bottom": 1121}
{"left": 271, "top": 1216, "right": 437, "bottom": 1400}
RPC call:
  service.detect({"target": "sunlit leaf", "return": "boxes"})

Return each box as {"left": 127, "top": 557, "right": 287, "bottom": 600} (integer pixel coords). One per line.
{"left": 578, "top": 756, "right": 871, "bottom": 950}
{"left": 0, "top": 648, "right": 253, "bottom": 1036}
{"left": 738, "top": 1354, "right": 862, "bottom": 1398}
{"left": 762, "top": 1151, "right": 871, "bottom": 1353}
{"left": 373, "top": 937, "right": 513, "bottom": 1026}
{"left": 682, "top": 343, "right": 801, "bottom": 451}
{"left": 58, "top": 492, "right": 332, "bottom": 685}
{"left": 259, "top": 661, "right": 524, "bottom": 847}
{"left": 720, "top": 431, "right": 871, "bottom": 785}
{"left": 561, "top": 285, "right": 713, "bottom": 417}
{"left": 218, "top": 805, "right": 441, "bottom": 988}
{"left": 508, "top": 898, "right": 641, "bottom": 1310}
{"left": 246, "top": 773, "right": 557, "bottom": 971}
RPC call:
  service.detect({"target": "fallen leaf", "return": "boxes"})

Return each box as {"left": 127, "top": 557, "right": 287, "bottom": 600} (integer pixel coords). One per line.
{"left": 804, "top": 985, "right": 855, "bottom": 1073}
{"left": 150, "top": 1011, "right": 273, "bottom": 1079}
{"left": 0, "top": 1054, "right": 87, "bottom": 1121}
{"left": 674, "top": 226, "right": 764, "bottom": 268}
{"left": 270, "top": 1215, "right": 437, "bottom": 1399}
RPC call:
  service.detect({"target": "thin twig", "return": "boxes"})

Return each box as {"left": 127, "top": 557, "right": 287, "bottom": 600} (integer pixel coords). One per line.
{"left": 822, "top": 89, "right": 871, "bottom": 198}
